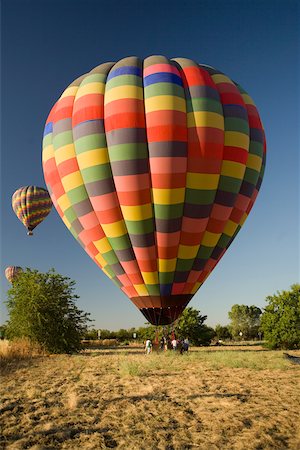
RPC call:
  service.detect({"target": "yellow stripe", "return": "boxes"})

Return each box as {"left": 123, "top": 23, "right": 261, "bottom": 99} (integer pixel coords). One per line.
{"left": 187, "top": 111, "right": 224, "bottom": 130}
{"left": 221, "top": 160, "right": 245, "bottom": 179}
{"left": 178, "top": 244, "right": 199, "bottom": 259}
{"left": 101, "top": 220, "right": 127, "bottom": 238}
{"left": 145, "top": 95, "right": 186, "bottom": 113}
{"left": 94, "top": 237, "right": 113, "bottom": 254}
{"left": 211, "top": 74, "right": 232, "bottom": 85}
{"left": 142, "top": 272, "right": 159, "bottom": 285}
{"left": 55, "top": 144, "right": 76, "bottom": 165}
{"left": 62, "top": 171, "right": 83, "bottom": 191}
{"left": 158, "top": 258, "right": 177, "bottom": 272}
{"left": 95, "top": 253, "right": 107, "bottom": 268}
{"left": 247, "top": 154, "right": 262, "bottom": 172}
{"left": 42, "top": 145, "right": 54, "bottom": 163}
{"left": 191, "top": 282, "right": 201, "bottom": 294}
{"left": 75, "top": 82, "right": 105, "bottom": 99}
{"left": 57, "top": 193, "right": 71, "bottom": 212}
{"left": 223, "top": 220, "right": 238, "bottom": 237}
{"left": 102, "top": 267, "right": 113, "bottom": 279}
{"left": 240, "top": 212, "right": 248, "bottom": 226}
{"left": 242, "top": 93, "right": 255, "bottom": 106}
{"left": 225, "top": 131, "right": 249, "bottom": 150}
{"left": 104, "top": 85, "right": 143, "bottom": 104}
{"left": 77, "top": 148, "right": 109, "bottom": 169}
{"left": 121, "top": 203, "right": 153, "bottom": 221}
{"left": 152, "top": 188, "right": 185, "bottom": 205}
{"left": 201, "top": 231, "right": 221, "bottom": 247}
{"left": 186, "top": 173, "right": 219, "bottom": 190}
{"left": 134, "top": 284, "right": 149, "bottom": 296}
{"left": 62, "top": 215, "right": 71, "bottom": 230}
{"left": 60, "top": 86, "right": 78, "bottom": 99}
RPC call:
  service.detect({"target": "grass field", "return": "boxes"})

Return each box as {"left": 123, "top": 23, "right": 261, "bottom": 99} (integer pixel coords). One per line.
{"left": 1, "top": 344, "right": 300, "bottom": 449}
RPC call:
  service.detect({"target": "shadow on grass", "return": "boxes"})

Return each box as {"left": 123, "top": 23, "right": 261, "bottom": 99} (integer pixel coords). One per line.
{"left": 81, "top": 349, "right": 143, "bottom": 356}
{"left": 0, "top": 356, "right": 46, "bottom": 376}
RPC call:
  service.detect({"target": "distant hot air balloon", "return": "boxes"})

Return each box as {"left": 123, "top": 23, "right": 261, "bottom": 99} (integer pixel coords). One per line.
{"left": 5, "top": 266, "right": 23, "bottom": 284}
{"left": 42, "top": 56, "right": 266, "bottom": 325}
{"left": 12, "top": 186, "right": 52, "bottom": 235}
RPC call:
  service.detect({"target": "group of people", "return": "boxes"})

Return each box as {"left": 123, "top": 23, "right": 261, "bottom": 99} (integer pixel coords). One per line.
{"left": 144, "top": 336, "right": 189, "bottom": 354}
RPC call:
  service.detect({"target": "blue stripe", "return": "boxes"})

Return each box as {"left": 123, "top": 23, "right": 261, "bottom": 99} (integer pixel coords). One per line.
{"left": 43, "top": 122, "right": 53, "bottom": 136}
{"left": 144, "top": 72, "right": 183, "bottom": 87}
{"left": 107, "top": 66, "right": 142, "bottom": 81}
{"left": 160, "top": 284, "right": 173, "bottom": 296}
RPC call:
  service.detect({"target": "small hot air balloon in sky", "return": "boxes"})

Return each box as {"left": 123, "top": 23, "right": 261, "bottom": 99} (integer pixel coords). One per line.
{"left": 42, "top": 55, "right": 266, "bottom": 325}
{"left": 12, "top": 186, "right": 52, "bottom": 235}
{"left": 5, "top": 266, "right": 23, "bottom": 284}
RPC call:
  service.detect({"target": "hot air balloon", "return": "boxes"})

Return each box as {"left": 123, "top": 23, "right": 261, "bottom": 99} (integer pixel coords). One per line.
{"left": 12, "top": 186, "right": 52, "bottom": 235}
{"left": 42, "top": 56, "right": 266, "bottom": 325}
{"left": 5, "top": 266, "right": 23, "bottom": 284}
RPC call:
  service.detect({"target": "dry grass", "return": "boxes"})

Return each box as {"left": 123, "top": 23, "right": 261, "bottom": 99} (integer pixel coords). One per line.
{"left": 1, "top": 346, "right": 299, "bottom": 449}
{"left": 0, "top": 339, "right": 46, "bottom": 373}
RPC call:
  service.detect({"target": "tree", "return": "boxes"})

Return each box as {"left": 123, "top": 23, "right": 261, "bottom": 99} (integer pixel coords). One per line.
{"left": 260, "top": 284, "right": 300, "bottom": 350}
{"left": 175, "top": 307, "right": 215, "bottom": 346}
{"left": 228, "top": 304, "right": 262, "bottom": 340}
{"left": 215, "top": 324, "right": 232, "bottom": 340}
{"left": 6, "top": 268, "right": 91, "bottom": 353}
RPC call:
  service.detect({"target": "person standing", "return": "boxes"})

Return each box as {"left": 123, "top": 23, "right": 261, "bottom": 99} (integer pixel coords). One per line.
{"left": 171, "top": 338, "right": 177, "bottom": 351}
{"left": 183, "top": 338, "right": 189, "bottom": 352}
{"left": 145, "top": 338, "right": 152, "bottom": 355}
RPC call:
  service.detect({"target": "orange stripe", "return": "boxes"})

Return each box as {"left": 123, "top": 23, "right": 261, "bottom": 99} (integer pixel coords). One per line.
{"left": 147, "top": 125, "right": 187, "bottom": 142}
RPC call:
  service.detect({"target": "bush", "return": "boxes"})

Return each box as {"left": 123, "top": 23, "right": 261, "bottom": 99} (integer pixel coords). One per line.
{"left": 5, "top": 269, "right": 91, "bottom": 353}
{"left": 260, "top": 284, "right": 300, "bottom": 349}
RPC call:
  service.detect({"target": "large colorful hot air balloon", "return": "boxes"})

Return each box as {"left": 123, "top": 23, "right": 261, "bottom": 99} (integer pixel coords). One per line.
{"left": 12, "top": 186, "right": 52, "bottom": 235}
{"left": 5, "top": 266, "right": 23, "bottom": 284}
{"left": 42, "top": 56, "right": 266, "bottom": 325}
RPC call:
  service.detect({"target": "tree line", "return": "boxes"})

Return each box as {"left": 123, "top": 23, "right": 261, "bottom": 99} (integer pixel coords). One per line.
{"left": 1, "top": 268, "right": 299, "bottom": 353}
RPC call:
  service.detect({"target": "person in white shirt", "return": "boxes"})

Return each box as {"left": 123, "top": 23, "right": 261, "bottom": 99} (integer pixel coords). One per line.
{"left": 145, "top": 339, "right": 152, "bottom": 354}
{"left": 171, "top": 338, "right": 177, "bottom": 351}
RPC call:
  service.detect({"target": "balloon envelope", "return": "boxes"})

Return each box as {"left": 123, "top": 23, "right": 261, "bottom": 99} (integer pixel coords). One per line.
{"left": 12, "top": 186, "right": 52, "bottom": 235}
{"left": 42, "top": 56, "right": 266, "bottom": 325}
{"left": 5, "top": 266, "right": 23, "bottom": 283}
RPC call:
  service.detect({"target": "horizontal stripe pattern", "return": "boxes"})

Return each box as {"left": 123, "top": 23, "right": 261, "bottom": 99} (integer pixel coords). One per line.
{"left": 12, "top": 186, "right": 52, "bottom": 233}
{"left": 42, "top": 55, "right": 266, "bottom": 325}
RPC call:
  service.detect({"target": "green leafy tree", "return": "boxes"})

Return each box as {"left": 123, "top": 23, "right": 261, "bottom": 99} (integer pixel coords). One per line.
{"left": 228, "top": 304, "right": 262, "bottom": 339}
{"left": 260, "top": 284, "right": 300, "bottom": 349}
{"left": 215, "top": 324, "right": 232, "bottom": 340}
{"left": 0, "top": 324, "right": 7, "bottom": 339}
{"left": 175, "top": 307, "right": 215, "bottom": 346}
{"left": 6, "top": 269, "right": 91, "bottom": 353}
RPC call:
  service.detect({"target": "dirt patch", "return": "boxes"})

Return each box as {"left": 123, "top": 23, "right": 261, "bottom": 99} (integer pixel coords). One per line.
{"left": 1, "top": 347, "right": 299, "bottom": 449}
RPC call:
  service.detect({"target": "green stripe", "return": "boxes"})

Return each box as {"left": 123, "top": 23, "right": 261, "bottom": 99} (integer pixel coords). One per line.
{"left": 187, "top": 98, "right": 223, "bottom": 114}
{"left": 144, "top": 83, "right": 184, "bottom": 98}
{"left": 154, "top": 204, "right": 184, "bottom": 220}
{"left": 74, "top": 134, "right": 107, "bottom": 153}
{"left": 53, "top": 131, "right": 73, "bottom": 148}
{"left": 218, "top": 176, "right": 242, "bottom": 193}
{"left": 185, "top": 188, "right": 216, "bottom": 205}
{"left": 81, "top": 164, "right": 112, "bottom": 182}
{"left": 176, "top": 259, "right": 195, "bottom": 272}
{"left": 109, "top": 235, "right": 132, "bottom": 250}
{"left": 108, "top": 143, "right": 148, "bottom": 161}
{"left": 225, "top": 117, "right": 249, "bottom": 134}
{"left": 249, "top": 141, "right": 263, "bottom": 157}
{"left": 106, "top": 74, "right": 143, "bottom": 90}
{"left": 67, "top": 185, "right": 88, "bottom": 203}
{"left": 125, "top": 218, "right": 154, "bottom": 234}
{"left": 80, "top": 73, "right": 107, "bottom": 85}
{"left": 243, "top": 167, "right": 260, "bottom": 185}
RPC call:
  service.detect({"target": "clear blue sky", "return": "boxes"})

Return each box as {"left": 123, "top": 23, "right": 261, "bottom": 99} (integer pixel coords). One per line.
{"left": 1, "top": 0, "right": 299, "bottom": 330}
